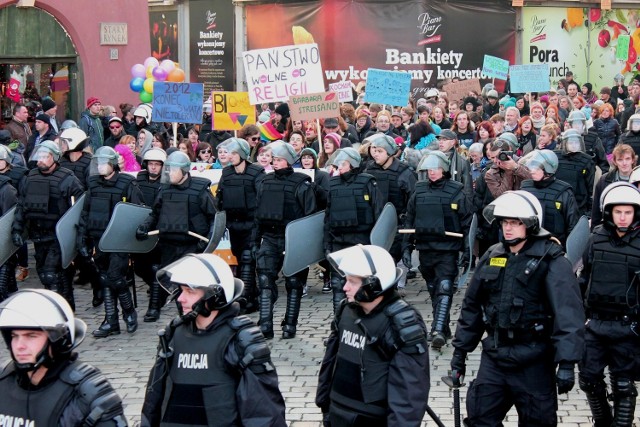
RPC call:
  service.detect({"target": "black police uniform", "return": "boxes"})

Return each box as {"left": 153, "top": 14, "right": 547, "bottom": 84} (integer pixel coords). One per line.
{"left": 78, "top": 171, "right": 143, "bottom": 335}
{"left": 0, "top": 164, "right": 26, "bottom": 297}
{"left": 0, "top": 354, "right": 127, "bottom": 426}
{"left": 619, "top": 128, "right": 640, "bottom": 158}
{"left": 12, "top": 165, "right": 84, "bottom": 309}
{"left": 520, "top": 177, "right": 580, "bottom": 245}
{"left": 584, "top": 127, "right": 609, "bottom": 174}
{"left": 472, "top": 166, "right": 500, "bottom": 257}
{"left": 316, "top": 296, "right": 430, "bottom": 426}
{"left": 554, "top": 150, "right": 596, "bottom": 216}
{"left": 216, "top": 162, "right": 265, "bottom": 313}
{"left": 0, "top": 175, "right": 17, "bottom": 301}
{"left": 143, "top": 174, "right": 217, "bottom": 267}
{"left": 141, "top": 303, "right": 286, "bottom": 427}
{"left": 254, "top": 166, "right": 316, "bottom": 338}
{"left": 404, "top": 176, "right": 472, "bottom": 341}
{"left": 324, "top": 170, "right": 384, "bottom": 312}
{"left": 59, "top": 152, "right": 92, "bottom": 188}
{"left": 452, "top": 237, "right": 584, "bottom": 426}
{"left": 364, "top": 158, "right": 416, "bottom": 262}
{"left": 579, "top": 224, "right": 640, "bottom": 426}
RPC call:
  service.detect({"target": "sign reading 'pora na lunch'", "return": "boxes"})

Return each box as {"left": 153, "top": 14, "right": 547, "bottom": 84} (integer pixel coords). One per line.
{"left": 242, "top": 43, "right": 325, "bottom": 104}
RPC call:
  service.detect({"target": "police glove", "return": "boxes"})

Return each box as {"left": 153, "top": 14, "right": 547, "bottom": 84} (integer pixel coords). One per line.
{"left": 196, "top": 238, "right": 208, "bottom": 253}
{"left": 135, "top": 225, "right": 149, "bottom": 241}
{"left": 11, "top": 232, "right": 23, "bottom": 248}
{"left": 450, "top": 348, "right": 467, "bottom": 387}
{"left": 556, "top": 362, "right": 575, "bottom": 394}
{"left": 458, "top": 250, "right": 470, "bottom": 271}
{"left": 402, "top": 248, "right": 413, "bottom": 269}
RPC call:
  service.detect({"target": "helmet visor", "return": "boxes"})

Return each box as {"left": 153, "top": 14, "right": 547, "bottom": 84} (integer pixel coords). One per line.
{"left": 161, "top": 164, "right": 187, "bottom": 184}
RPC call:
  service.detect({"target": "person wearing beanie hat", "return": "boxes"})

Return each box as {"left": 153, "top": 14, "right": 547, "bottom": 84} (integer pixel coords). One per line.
{"left": 483, "top": 90, "right": 500, "bottom": 120}
{"left": 80, "top": 97, "right": 104, "bottom": 153}
{"left": 40, "top": 98, "right": 58, "bottom": 133}
{"left": 318, "top": 132, "right": 341, "bottom": 169}
{"left": 355, "top": 108, "right": 372, "bottom": 142}
{"left": 581, "top": 83, "right": 597, "bottom": 105}
{"left": 253, "top": 141, "right": 317, "bottom": 339}
{"left": 27, "top": 113, "right": 56, "bottom": 161}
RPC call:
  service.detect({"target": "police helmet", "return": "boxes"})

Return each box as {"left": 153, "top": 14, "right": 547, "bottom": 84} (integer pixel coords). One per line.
{"left": 328, "top": 245, "right": 401, "bottom": 303}
{"left": 332, "top": 147, "right": 362, "bottom": 169}
{"left": 522, "top": 149, "right": 558, "bottom": 175}
{"left": 567, "top": 110, "right": 588, "bottom": 134}
{"left": 417, "top": 150, "right": 450, "bottom": 173}
{"left": 165, "top": 151, "right": 191, "bottom": 173}
{"left": 630, "top": 165, "right": 640, "bottom": 186}
{"left": 94, "top": 146, "right": 119, "bottom": 167}
{"left": 0, "top": 290, "right": 86, "bottom": 370}
{"left": 142, "top": 147, "right": 167, "bottom": 164}
{"left": 496, "top": 132, "right": 519, "bottom": 150}
{"left": 157, "top": 254, "right": 243, "bottom": 315}
{"left": 483, "top": 190, "right": 546, "bottom": 237}
{"left": 600, "top": 181, "right": 640, "bottom": 231}
{"left": 368, "top": 134, "right": 398, "bottom": 156}
{"left": 133, "top": 104, "right": 153, "bottom": 122}
{"left": 59, "top": 120, "right": 79, "bottom": 131}
{"left": 560, "top": 129, "right": 585, "bottom": 153}
{"left": 628, "top": 114, "right": 640, "bottom": 133}
{"left": 270, "top": 141, "right": 297, "bottom": 165}
{"left": 59, "top": 128, "right": 88, "bottom": 152}
{"left": 32, "top": 140, "right": 62, "bottom": 163}
{"left": 426, "top": 88, "right": 439, "bottom": 99}
{"left": 224, "top": 137, "right": 251, "bottom": 161}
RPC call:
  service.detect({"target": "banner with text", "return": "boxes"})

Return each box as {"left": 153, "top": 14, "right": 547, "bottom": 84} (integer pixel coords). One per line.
{"left": 245, "top": 1, "right": 515, "bottom": 98}
{"left": 364, "top": 69, "right": 412, "bottom": 106}
{"left": 328, "top": 80, "right": 354, "bottom": 102}
{"left": 482, "top": 55, "right": 510, "bottom": 80}
{"left": 242, "top": 43, "right": 325, "bottom": 104}
{"left": 152, "top": 82, "right": 204, "bottom": 124}
{"left": 211, "top": 91, "right": 255, "bottom": 130}
{"left": 289, "top": 91, "right": 340, "bottom": 121}
{"left": 509, "top": 64, "right": 550, "bottom": 93}
{"left": 443, "top": 78, "right": 482, "bottom": 103}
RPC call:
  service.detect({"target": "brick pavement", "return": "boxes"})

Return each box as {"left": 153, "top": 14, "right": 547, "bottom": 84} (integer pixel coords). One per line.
{"left": 3, "top": 263, "right": 637, "bottom": 426}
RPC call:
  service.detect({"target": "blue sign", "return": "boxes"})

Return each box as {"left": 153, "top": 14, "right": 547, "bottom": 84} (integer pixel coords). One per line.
{"left": 363, "top": 69, "right": 411, "bottom": 107}
{"left": 152, "top": 82, "right": 204, "bottom": 124}
{"left": 509, "top": 64, "right": 550, "bottom": 93}
{"left": 482, "top": 55, "right": 509, "bottom": 80}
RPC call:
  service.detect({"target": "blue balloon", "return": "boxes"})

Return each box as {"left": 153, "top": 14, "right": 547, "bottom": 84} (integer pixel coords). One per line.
{"left": 130, "top": 77, "right": 145, "bottom": 93}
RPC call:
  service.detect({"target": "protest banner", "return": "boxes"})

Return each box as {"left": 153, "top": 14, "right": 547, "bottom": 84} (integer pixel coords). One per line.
{"left": 482, "top": 55, "right": 510, "bottom": 80}
{"left": 289, "top": 91, "right": 340, "bottom": 121}
{"left": 211, "top": 91, "right": 255, "bottom": 130}
{"left": 152, "top": 82, "right": 204, "bottom": 124}
{"left": 328, "top": 80, "right": 354, "bottom": 102}
{"left": 616, "top": 35, "right": 630, "bottom": 62}
{"left": 442, "top": 78, "right": 482, "bottom": 103}
{"left": 242, "top": 43, "right": 325, "bottom": 104}
{"left": 364, "top": 69, "right": 411, "bottom": 106}
{"left": 508, "top": 64, "right": 550, "bottom": 93}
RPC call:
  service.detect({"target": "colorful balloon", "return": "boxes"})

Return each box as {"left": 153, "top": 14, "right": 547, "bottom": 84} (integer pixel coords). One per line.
{"left": 152, "top": 66, "right": 168, "bottom": 82}
{"left": 129, "top": 77, "right": 144, "bottom": 93}
{"left": 131, "top": 64, "right": 146, "bottom": 79}
{"left": 160, "top": 59, "right": 176, "bottom": 73}
{"left": 167, "top": 68, "right": 185, "bottom": 83}
{"left": 146, "top": 66, "right": 154, "bottom": 79}
{"left": 143, "top": 78, "right": 155, "bottom": 94}
{"left": 143, "top": 56, "right": 159, "bottom": 70}
{"left": 139, "top": 90, "right": 153, "bottom": 103}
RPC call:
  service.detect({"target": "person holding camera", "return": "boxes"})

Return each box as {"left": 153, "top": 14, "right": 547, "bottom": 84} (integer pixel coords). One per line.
{"left": 484, "top": 133, "right": 531, "bottom": 199}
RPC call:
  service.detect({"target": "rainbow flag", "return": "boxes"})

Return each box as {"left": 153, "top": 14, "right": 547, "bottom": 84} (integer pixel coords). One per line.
{"left": 259, "top": 121, "right": 283, "bottom": 142}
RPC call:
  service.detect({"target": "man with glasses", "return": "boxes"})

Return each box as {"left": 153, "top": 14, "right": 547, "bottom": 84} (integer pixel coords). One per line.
{"left": 104, "top": 117, "right": 126, "bottom": 148}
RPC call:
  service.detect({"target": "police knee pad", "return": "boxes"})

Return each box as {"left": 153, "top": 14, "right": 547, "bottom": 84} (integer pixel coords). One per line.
{"left": 579, "top": 374, "right": 608, "bottom": 394}
{"left": 111, "top": 278, "right": 129, "bottom": 292}
{"left": 257, "top": 274, "right": 272, "bottom": 290}
{"left": 38, "top": 270, "right": 59, "bottom": 289}
{"left": 98, "top": 273, "right": 109, "bottom": 289}
{"left": 436, "top": 280, "right": 453, "bottom": 297}
{"left": 240, "top": 250, "right": 253, "bottom": 264}
{"left": 611, "top": 377, "right": 638, "bottom": 398}
{"left": 285, "top": 276, "right": 303, "bottom": 291}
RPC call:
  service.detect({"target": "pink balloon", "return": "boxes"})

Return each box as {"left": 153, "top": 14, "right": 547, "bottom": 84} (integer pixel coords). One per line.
{"left": 160, "top": 59, "right": 176, "bottom": 73}
{"left": 131, "top": 63, "right": 146, "bottom": 79}
{"left": 143, "top": 56, "right": 159, "bottom": 69}
{"left": 152, "top": 66, "right": 168, "bottom": 82}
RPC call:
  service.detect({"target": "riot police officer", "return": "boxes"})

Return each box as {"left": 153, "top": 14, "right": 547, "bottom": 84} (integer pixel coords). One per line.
{"left": 77, "top": 146, "right": 143, "bottom": 337}
{"left": 0, "top": 289, "right": 127, "bottom": 426}
{"left": 254, "top": 142, "right": 316, "bottom": 339}
{"left": 134, "top": 148, "right": 167, "bottom": 322}
{"left": 554, "top": 129, "right": 596, "bottom": 216}
{"left": 579, "top": 182, "right": 640, "bottom": 427}
{"left": 403, "top": 151, "right": 472, "bottom": 349}
{"left": 316, "top": 244, "right": 429, "bottom": 426}
{"left": 520, "top": 149, "right": 580, "bottom": 245}
{"left": 324, "top": 147, "right": 384, "bottom": 313}
{"left": 363, "top": 134, "right": 416, "bottom": 263}
{"left": 0, "top": 169, "right": 17, "bottom": 301}
{"left": 11, "top": 141, "right": 84, "bottom": 309}
{"left": 449, "top": 190, "right": 584, "bottom": 426}
{"left": 618, "top": 113, "right": 640, "bottom": 157}
{"left": 137, "top": 151, "right": 217, "bottom": 267}
{"left": 141, "top": 253, "right": 286, "bottom": 426}
{"left": 215, "top": 138, "right": 265, "bottom": 314}
{"left": 566, "top": 110, "right": 609, "bottom": 173}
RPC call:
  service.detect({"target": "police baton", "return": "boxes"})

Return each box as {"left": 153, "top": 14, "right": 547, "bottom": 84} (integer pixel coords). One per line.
{"left": 442, "top": 372, "right": 465, "bottom": 427}
{"left": 425, "top": 405, "right": 446, "bottom": 427}
{"left": 147, "top": 230, "right": 210, "bottom": 242}
{"left": 398, "top": 229, "right": 464, "bottom": 238}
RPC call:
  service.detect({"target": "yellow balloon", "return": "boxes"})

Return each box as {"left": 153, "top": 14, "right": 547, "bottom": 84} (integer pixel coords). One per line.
{"left": 146, "top": 66, "right": 154, "bottom": 79}
{"left": 143, "top": 78, "right": 155, "bottom": 94}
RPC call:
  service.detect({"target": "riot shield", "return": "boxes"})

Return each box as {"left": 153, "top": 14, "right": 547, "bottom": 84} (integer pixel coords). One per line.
{"left": 98, "top": 202, "right": 158, "bottom": 253}
{"left": 282, "top": 211, "right": 325, "bottom": 277}
{"left": 0, "top": 207, "right": 19, "bottom": 266}
{"left": 370, "top": 203, "right": 397, "bottom": 251}
{"left": 201, "top": 211, "right": 227, "bottom": 253}
{"left": 456, "top": 213, "right": 477, "bottom": 288}
{"left": 565, "top": 215, "right": 590, "bottom": 273}
{"left": 57, "top": 193, "right": 86, "bottom": 269}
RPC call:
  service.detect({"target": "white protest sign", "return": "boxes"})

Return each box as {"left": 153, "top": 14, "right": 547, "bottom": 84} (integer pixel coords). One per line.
{"left": 509, "top": 64, "right": 550, "bottom": 93}
{"left": 328, "top": 80, "right": 353, "bottom": 102}
{"left": 242, "top": 43, "right": 325, "bottom": 104}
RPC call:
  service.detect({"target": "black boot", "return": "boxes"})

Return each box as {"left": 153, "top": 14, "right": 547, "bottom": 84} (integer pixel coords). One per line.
{"left": 59, "top": 268, "right": 76, "bottom": 312}
{"left": 258, "top": 275, "right": 274, "bottom": 339}
{"left": 431, "top": 297, "right": 452, "bottom": 350}
{"left": 0, "top": 264, "right": 12, "bottom": 302}
{"left": 612, "top": 377, "right": 636, "bottom": 427}
{"left": 282, "top": 277, "right": 303, "bottom": 339}
{"left": 5, "top": 255, "right": 17, "bottom": 294}
{"left": 118, "top": 289, "right": 138, "bottom": 333}
{"left": 331, "top": 275, "right": 346, "bottom": 315}
{"left": 93, "top": 287, "right": 120, "bottom": 338}
{"left": 238, "top": 253, "right": 258, "bottom": 314}
{"left": 144, "top": 281, "right": 162, "bottom": 322}
{"left": 579, "top": 376, "right": 612, "bottom": 427}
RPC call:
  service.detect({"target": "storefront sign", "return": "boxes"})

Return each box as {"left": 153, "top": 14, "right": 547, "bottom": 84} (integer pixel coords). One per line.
{"left": 328, "top": 80, "right": 354, "bottom": 102}
{"left": 289, "top": 91, "right": 340, "bottom": 121}
{"left": 152, "top": 82, "right": 204, "bottom": 124}
{"left": 482, "top": 55, "right": 510, "bottom": 80}
{"left": 100, "top": 23, "right": 128, "bottom": 45}
{"left": 509, "top": 64, "right": 550, "bottom": 93}
{"left": 211, "top": 91, "right": 255, "bottom": 130}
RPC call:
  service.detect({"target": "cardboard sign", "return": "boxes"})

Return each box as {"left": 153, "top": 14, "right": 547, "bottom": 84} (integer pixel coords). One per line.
{"left": 328, "top": 80, "right": 354, "bottom": 102}
{"left": 289, "top": 91, "right": 340, "bottom": 121}
{"left": 364, "top": 68, "right": 411, "bottom": 106}
{"left": 482, "top": 55, "right": 510, "bottom": 80}
{"left": 152, "top": 82, "right": 204, "bottom": 124}
{"left": 242, "top": 43, "right": 325, "bottom": 104}
{"left": 442, "top": 78, "right": 482, "bottom": 103}
{"left": 211, "top": 91, "right": 255, "bottom": 130}
{"left": 508, "top": 64, "right": 550, "bottom": 93}
{"left": 617, "top": 35, "right": 630, "bottom": 62}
